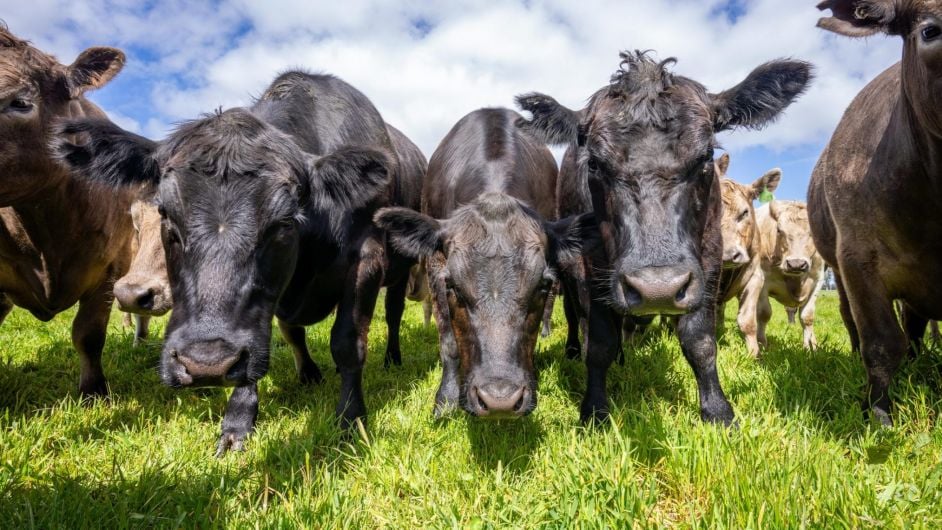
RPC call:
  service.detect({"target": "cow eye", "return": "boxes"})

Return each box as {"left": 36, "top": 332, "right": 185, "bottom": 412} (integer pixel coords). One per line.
{"left": 586, "top": 158, "right": 601, "bottom": 173}
{"left": 7, "top": 98, "right": 33, "bottom": 113}
{"left": 922, "top": 24, "right": 941, "bottom": 42}
{"left": 737, "top": 209, "right": 749, "bottom": 222}
{"left": 157, "top": 205, "right": 167, "bottom": 218}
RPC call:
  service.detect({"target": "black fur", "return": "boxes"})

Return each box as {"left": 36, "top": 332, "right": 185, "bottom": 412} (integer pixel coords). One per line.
{"left": 712, "top": 60, "right": 815, "bottom": 131}
{"left": 373, "top": 207, "right": 443, "bottom": 258}
{"left": 52, "top": 119, "right": 160, "bottom": 190}
{"left": 514, "top": 93, "right": 583, "bottom": 146}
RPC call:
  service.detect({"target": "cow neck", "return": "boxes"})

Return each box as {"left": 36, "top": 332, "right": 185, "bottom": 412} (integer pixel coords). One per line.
{"left": 899, "top": 50, "right": 942, "bottom": 190}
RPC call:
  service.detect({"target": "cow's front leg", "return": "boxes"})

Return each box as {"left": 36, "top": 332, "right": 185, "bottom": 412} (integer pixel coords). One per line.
{"left": 72, "top": 284, "right": 115, "bottom": 398}
{"left": 215, "top": 383, "right": 259, "bottom": 456}
{"left": 737, "top": 269, "right": 764, "bottom": 357}
{"left": 677, "top": 305, "right": 735, "bottom": 425}
{"left": 427, "top": 254, "right": 459, "bottom": 418}
{"left": 580, "top": 302, "right": 619, "bottom": 424}
{"left": 277, "top": 319, "right": 322, "bottom": 385}
{"left": 383, "top": 274, "right": 408, "bottom": 368}
{"left": 331, "top": 235, "right": 384, "bottom": 429}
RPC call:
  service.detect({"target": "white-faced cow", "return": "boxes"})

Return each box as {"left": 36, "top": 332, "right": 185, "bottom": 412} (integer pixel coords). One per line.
{"left": 55, "top": 71, "right": 394, "bottom": 455}
{"left": 0, "top": 25, "right": 137, "bottom": 398}
{"left": 517, "top": 51, "right": 812, "bottom": 423}
{"left": 376, "top": 108, "right": 589, "bottom": 418}
{"left": 755, "top": 201, "right": 826, "bottom": 351}
{"left": 715, "top": 154, "right": 782, "bottom": 356}
{"left": 809, "top": 1, "right": 942, "bottom": 424}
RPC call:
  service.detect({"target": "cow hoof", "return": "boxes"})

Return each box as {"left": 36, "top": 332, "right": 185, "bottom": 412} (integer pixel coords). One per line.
{"left": 79, "top": 379, "right": 109, "bottom": 401}
{"left": 383, "top": 349, "right": 402, "bottom": 369}
{"left": 215, "top": 430, "right": 250, "bottom": 457}
{"left": 565, "top": 346, "right": 581, "bottom": 360}
{"left": 337, "top": 401, "right": 367, "bottom": 431}
{"left": 702, "top": 401, "right": 736, "bottom": 426}
{"left": 298, "top": 363, "right": 323, "bottom": 386}
{"left": 541, "top": 324, "right": 552, "bottom": 338}
{"left": 868, "top": 405, "right": 894, "bottom": 428}
{"left": 580, "top": 403, "right": 610, "bottom": 425}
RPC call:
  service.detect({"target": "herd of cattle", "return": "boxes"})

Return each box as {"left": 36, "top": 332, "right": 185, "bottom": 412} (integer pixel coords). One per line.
{"left": 1, "top": 1, "right": 940, "bottom": 455}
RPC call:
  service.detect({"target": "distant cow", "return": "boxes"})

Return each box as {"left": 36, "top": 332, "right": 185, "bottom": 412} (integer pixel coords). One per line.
{"left": 715, "top": 154, "right": 782, "bottom": 356}
{"left": 0, "top": 26, "right": 135, "bottom": 397}
{"left": 809, "top": 1, "right": 942, "bottom": 424}
{"left": 755, "top": 201, "right": 825, "bottom": 351}
{"left": 112, "top": 123, "right": 427, "bottom": 369}
{"left": 56, "top": 72, "right": 393, "bottom": 455}
{"left": 517, "top": 51, "right": 812, "bottom": 423}
{"left": 377, "top": 108, "right": 587, "bottom": 418}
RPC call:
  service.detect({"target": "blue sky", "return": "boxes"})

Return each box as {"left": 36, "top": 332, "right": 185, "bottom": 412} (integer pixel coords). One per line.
{"left": 7, "top": 0, "right": 903, "bottom": 201}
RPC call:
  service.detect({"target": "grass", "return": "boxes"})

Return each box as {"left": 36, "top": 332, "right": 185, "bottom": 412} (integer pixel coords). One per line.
{"left": 1, "top": 291, "right": 941, "bottom": 528}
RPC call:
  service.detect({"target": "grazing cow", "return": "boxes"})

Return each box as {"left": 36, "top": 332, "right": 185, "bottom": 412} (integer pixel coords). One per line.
{"left": 0, "top": 26, "right": 134, "bottom": 397}
{"left": 809, "top": 1, "right": 942, "bottom": 424}
{"left": 755, "top": 201, "right": 825, "bottom": 351}
{"left": 715, "top": 154, "right": 782, "bottom": 356}
{"left": 517, "top": 50, "right": 812, "bottom": 423}
{"left": 376, "top": 108, "right": 587, "bottom": 418}
{"left": 56, "top": 71, "right": 393, "bottom": 455}
{"left": 112, "top": 123, "right": 427, "bottom": 368}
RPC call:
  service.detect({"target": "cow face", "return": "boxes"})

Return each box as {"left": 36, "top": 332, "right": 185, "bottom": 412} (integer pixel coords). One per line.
{"left": 376, "top": 193, "right": 590, "bottom": 418}
{"left": 517, "top": 51, "right": 812, "bottom": 316}
{"left": 54, "top": 110, "right": 389, "bottom": 388}
{"left": 818, "top": 1, "right": 942, "bottom": 134}
{"left": 768, "top": 201, "right": 818, "bottom": 276}
{"left": 0, "top": 26, "right": 124, "bottom": 204}
{"left": 717, "top": 155, "right": 782, "bottom": 269}
{"left": 114, "top": 201, "right": 172, "bottom": 316}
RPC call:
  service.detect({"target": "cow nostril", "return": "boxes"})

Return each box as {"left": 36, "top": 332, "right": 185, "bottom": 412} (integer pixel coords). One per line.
{"left": 622, "top": 278, "right": 642, "bottom": 305}
{"left": 675, "top": 275, "right": 691, "bottom": 303}
{"left": 514, "top": 389, "right": 527, "bottom": 412}
{"left": 136, "top": 289, "right": 155, "bottom": 310}
{"left": 475, "top": 387, "right": 489, "bottom": 412}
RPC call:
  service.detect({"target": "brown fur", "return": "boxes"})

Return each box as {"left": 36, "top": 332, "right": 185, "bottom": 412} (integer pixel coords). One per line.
{"left": 0, "top": 25, "right": 133, "bottom": 396}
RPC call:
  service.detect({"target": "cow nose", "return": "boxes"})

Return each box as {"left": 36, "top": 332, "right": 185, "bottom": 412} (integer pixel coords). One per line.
{"left": 114, "top": 282, "right": 155, "bottom": 312}
{"left": 471, "top": 380, "right": 529, "bottom": 417}
{"left": 174, "top": 340, "right": 245, "bottom": 381}
{"left": 785, "top": 258, "right": 810, "bottom": 273}
{"left": 622, "top": 266, "right": 695, "bottom": 315}
{"left": 723, "top": 247, "right": 747, "bottom": 265}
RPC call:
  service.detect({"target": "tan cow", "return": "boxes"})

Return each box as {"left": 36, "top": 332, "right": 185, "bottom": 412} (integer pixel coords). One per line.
{"left": 715, "top": 154, "right": 782, "bottom": 356}
{"left": 755, "top": 201, "right": 825, "bottom": 351}
{"left": 0, "top": 25, "right": 134, "bottom": 396}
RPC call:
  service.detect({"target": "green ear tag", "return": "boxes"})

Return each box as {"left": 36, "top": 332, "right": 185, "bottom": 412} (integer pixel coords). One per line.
{"left": 759, "top": 187, "right": 774, "bottom": 204}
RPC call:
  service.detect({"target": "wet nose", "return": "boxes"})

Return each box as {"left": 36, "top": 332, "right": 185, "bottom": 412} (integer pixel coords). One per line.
{"left": 471, "top": 379, "right": 529, "bottom": 417}
{"left": 172, "top": 340, "right": 244, "bottom": 382}
{"left": 114, "top": 282, "right": 155, "bottom": 312}
{"left": 622, "top": 266, "right": 695, "bottom": 315}
{"left": 785, "top": 258, "right": 810, "bottom": 273}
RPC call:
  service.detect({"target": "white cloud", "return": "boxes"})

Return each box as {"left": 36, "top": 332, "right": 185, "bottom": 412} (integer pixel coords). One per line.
{"left": 3, "top": 0, "right": 903, "bottom": 164}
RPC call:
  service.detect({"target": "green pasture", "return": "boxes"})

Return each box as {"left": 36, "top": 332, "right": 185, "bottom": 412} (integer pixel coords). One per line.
{"left": 1, "top": 291, "right": 941, "bottom": 528}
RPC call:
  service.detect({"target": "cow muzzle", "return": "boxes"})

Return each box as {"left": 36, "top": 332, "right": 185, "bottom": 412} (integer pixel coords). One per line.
{"left": 114, "top": 278, "right": 172, "bottom": 316}
{"left": 783, "top": 258, "right": 810, "bottom": 275}
{"left": 465, "top": 376, "right": 533, "bottom": 418}
{"left": 163, "top": 339, "right": 247, "bottom": 387}
{"left": 620, "top": 265, "right": 700, "bottom": 315}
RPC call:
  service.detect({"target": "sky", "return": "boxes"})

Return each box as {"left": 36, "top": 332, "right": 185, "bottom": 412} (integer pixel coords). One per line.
{"left": 4, "top": 0, "right": 903, "bottom": 200}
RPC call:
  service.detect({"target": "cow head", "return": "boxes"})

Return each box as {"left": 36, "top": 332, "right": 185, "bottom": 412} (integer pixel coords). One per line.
{"left": 114, "top": 201, "right": 172, "bottom": 316}
{"left": 818, "top": 1, "right": 942, "bottom": 134}
{"left": 717, "top": 154, "right": 782, "bottom": 269}
{"left": 376, "top": 193, "right": 592, "bottom": 418}
{"left": 54, "top": 110, "right": 389, "bottom": 388}
{"left": 517, "top": 51, "right": 812, "bottom": 315}
{"left": 767, "top": 201, "right": 819, "bottom": 276}
{"left": 0, "top": 25, "right": 124, "bottom": 205}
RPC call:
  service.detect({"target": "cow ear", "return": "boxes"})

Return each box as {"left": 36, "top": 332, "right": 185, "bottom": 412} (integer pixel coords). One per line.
{"left": 751, "top": 168, "right": 782, "bottom": 200}
{"left": 816, "top": 0, "right": 899, "bottom": 38}
{"left": 307, "top": 147, "right": 389, "bottom": 211}
{"left": 515, "top": 93, "right": 584, "bottom": 146}
{"left": 374, "top": 207, "right": 444, "bottom": 259}
{"left": 67, "top": 47, "right": 125, "bottom": 98}
{"left": 711, "top": 60, "right": 814, "bottom": 132}
{"left": 715, "top": 153, "right": 731, "bottom": 176}
{"left": 547, "top": 213, "right": 597, "bottom": 271}
{"left": 53, "top": 118, "right": 160, "bottom": 195}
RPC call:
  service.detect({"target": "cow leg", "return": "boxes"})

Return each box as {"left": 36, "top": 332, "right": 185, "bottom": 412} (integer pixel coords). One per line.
{"left": 786, "top": 307, "right": 797, "bottom": 325}
{"left": 737, "top": 269, "right": 763, "bottom": 357}
{"left": 716, "top": 300, "right": 726, "bottom": 336}
{"left": 427, "top": 254, "right": 460, "bottom": 418}
{"left": 580, "top": 303, "right": 620, "bottom": 423}
{"left": 71, "top": 284, "right": 115, "bottom": 398}
{"left": 834, "top": 271, "right": 860, "bottom": 353}
{"left": 215, "top": 382, "right": 259, "bottom": 456}
{"left": 383, "top": 275, "right": 408, "bottom": 368}
{"left": 133, "top": 315, "right": 150, "bottom": 346}
{"left": 839, "top": 259, "right": 905, "bottom": 426}
{"left": 756, "top": 288, "right": 772, "bottom": 350}
{"left": 676, "top": 305, "right": 735, "bottom": 425}
{"left": 330, "top": 236, "right": 384, "bottom": 429}
{"left": 899, "top": 304, "right": 929, "bottom": 359}
{"left": 422, "top": 297, "right": 433, "bottom": 326}
{"left": 541, "top": 282, "right": 557, "bottom": 338}
{"left": 800, "top": 280, "right": 823, "bottom": 351}
{"left": 277, "top": 319, "right": 322, "bottom": 385}
{"left": 562, "top": 287, "right": 581, "bottom": 359}
{"left": 0, "top": 292, "right": 14, "bottom": 326}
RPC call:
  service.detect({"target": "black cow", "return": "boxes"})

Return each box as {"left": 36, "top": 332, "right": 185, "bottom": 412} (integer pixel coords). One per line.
{"left": 56, "top": 71, "right": 396, "bottom": 455}
{"left": 517, "top": 51, "right": 812, "bottom": 423}
{"left": 376, "top": 108, "right": 589, "bottom": 418}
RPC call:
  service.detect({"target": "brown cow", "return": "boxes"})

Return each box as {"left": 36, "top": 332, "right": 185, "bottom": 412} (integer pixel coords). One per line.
{"left": 755, "top": 201, "right": 826, "bottom": 351}
{"left": 715, "top": 153, "right": 782, "bottom": 356}
{"left": 809, "top": 1, "right": 942, "bottom": 424}
{"left": 0, "top": 25, "right": 132, "bottom": 396}
{"left": 114, "top": 201, "right": 171, "bottom": 320}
